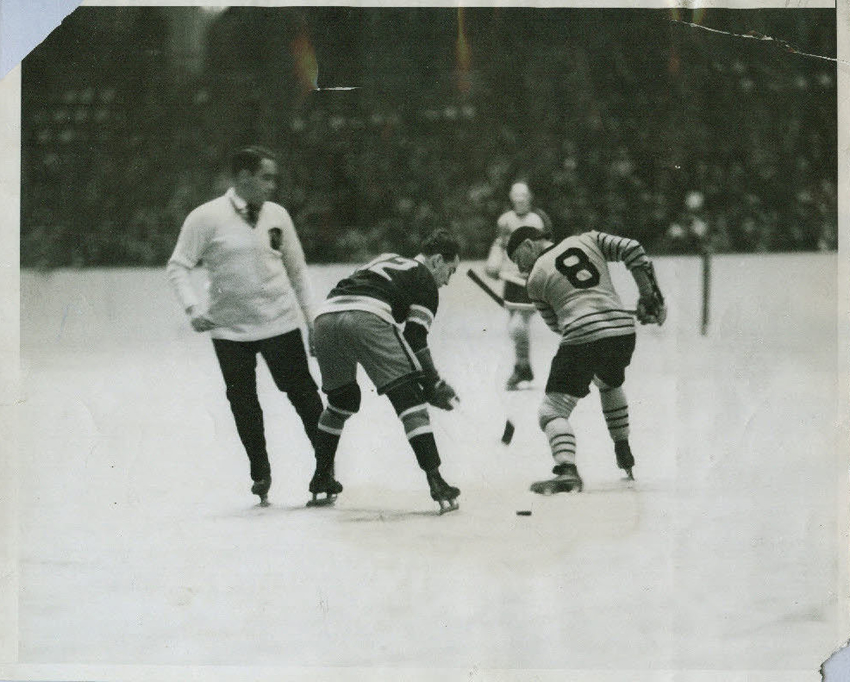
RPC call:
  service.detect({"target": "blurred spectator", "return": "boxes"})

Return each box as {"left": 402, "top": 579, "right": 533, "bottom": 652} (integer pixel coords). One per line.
{"left": 21, "top": 7, "right": 837, "bottom": 267}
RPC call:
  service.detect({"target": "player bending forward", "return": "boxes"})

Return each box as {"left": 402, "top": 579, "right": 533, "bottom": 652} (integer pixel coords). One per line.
{"left": 310, "top": 230, "right": 462, "bottom": 513}
{"left": 505, "top": 226, "right": 666, "bottom": 493}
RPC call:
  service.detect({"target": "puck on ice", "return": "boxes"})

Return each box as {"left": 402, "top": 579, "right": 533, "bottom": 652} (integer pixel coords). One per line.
{"left": 501, "top": 419, "right": 515, "bottom": 444}
{"left": 516, "top": 510, "right": 532, "bottom": 516}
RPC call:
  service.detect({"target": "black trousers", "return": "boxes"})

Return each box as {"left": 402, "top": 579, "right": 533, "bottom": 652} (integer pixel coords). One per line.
{"left": 212, "top": 329, "right": 322, "bottom": 481}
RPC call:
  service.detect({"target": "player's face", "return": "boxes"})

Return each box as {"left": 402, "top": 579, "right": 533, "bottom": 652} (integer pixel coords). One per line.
{"left": 509, "top": 184, "right": 531, "bottom": 214}
{"left": 241, "top": 158, "right": 278, "bottom": 205}
{"left": 433, "top": 254, "right": 459, "bottom": 287}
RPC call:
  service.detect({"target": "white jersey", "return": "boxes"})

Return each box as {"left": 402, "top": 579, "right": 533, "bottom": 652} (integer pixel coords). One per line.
{"left": 492, "top": 208, "right": 551, "bottom": 285}
{"left": 167, "top": 188, "right": 315, "bottom": 341}
{"left": 526, "top": 231, "right": 649, "bottom": 345}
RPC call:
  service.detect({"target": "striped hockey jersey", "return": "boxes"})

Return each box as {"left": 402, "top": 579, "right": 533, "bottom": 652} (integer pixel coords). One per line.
{"left": 525, "top": 231, "right": 649, "bottom": 345}
{"left": 315, "top": 253, "right": 437, "bottom": 351}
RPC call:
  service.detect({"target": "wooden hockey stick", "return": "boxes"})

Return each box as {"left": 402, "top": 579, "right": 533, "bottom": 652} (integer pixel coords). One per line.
{"left": 467, "top": 268, "right": 637, "bottom": 316}
{"left": 465, "top": 269, "right": 535, "bottom": 311}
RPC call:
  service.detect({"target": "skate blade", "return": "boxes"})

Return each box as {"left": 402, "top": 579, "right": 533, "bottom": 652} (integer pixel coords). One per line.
{"left": 623, "top": 469, "right": 635, "bottom": 481}
{"left": 530, "top": 479, "right": 583, "bottom": 495}
{"left": 306, "top": 494, "right": 337, "bottom": 508}
{"left": 437, "top": 499, "right": 459, "bottom": 515}
{"left": 256, "top": 497, "right": 271, "bottom": 508}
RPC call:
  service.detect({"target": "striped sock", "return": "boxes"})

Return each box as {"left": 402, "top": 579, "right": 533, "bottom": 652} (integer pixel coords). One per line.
{"left": 599, "top": 386, "right": 629, "bottom": 443}
{"left": 315, "top": 407, "right": 348, "bottom": 468}
{"left": 398, "top": 403, "right": 440, "bottom": 471}
{"left": 544, "top": 417, "right": 576, "bottom": 466}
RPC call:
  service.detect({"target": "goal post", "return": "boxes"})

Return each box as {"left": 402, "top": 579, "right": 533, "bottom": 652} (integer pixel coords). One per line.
{"left": 700, "top": 246, "right": 711, "bottom": 336}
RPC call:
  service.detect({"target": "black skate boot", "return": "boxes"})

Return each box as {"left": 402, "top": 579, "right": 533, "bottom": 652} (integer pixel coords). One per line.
{"left": 505, "top": 362, "right": 534, "bottom": 391}
{"left": 426, "top": 469, "right": 460, "bottom": 515}
{"left": 530, "top": 462, "right": 583, "bottom": 495}
{"left": 251, "top": 476, "right": 271, "bottom": 506}
{"left": 614, "top": 440, "right": 635, "bottom": 480}
{"left": 307, "top": 465, "right": 343, "bottom": 507}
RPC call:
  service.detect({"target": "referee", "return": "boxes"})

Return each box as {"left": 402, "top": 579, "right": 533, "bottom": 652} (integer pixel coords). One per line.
{"left": 167, "top": 146, "right": 323, "bottom": 504}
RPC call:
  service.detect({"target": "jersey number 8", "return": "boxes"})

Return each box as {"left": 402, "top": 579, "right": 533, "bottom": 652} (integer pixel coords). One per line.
{"left": 555, "top": 247, "right": 601, "bottom": 289}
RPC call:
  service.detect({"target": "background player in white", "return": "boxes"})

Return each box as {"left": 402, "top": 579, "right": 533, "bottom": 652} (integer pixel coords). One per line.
{"left": 167, "top": 146, "right": 323, "bottom": 505}
{"left": 504, "top": 226, "right": 666, "bottom": 493}
{"left": 309, "top": 230, "right": 462, "bottom": 513}
{"left": 485, "top": 181, "right": 552, "bottom": 390}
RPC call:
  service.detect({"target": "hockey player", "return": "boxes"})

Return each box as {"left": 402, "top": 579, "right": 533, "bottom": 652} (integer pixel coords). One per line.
{"left": 485, "top": 181, "right": 553, "bottom": 390}
{"left": 309, "top": 229, "right": 462, "bottom": 513}
{"left": 504, "top": 226, "right": 666, "bottom": 493}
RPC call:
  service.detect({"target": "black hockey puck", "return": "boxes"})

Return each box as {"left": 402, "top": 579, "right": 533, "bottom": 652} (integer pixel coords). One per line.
{"left": 501, "top": 419, "right": 515, "bottom": 444}
{"left": 516, "top": 510, "right": 532, "bottom": 516}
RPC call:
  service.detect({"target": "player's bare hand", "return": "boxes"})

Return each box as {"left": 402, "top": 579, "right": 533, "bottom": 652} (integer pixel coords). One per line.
{"left": 426, "top": 379, "right": 458, "bottom": 411}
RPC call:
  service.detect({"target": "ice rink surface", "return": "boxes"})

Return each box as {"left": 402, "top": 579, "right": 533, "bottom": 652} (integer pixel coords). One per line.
{"left": 8, "top": 254, "right": 848, "bottom": 681}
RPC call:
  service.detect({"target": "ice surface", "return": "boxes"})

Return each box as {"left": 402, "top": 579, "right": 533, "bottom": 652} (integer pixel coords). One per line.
{"left": 10, "top": 254, "right": 846, "bottom": 679}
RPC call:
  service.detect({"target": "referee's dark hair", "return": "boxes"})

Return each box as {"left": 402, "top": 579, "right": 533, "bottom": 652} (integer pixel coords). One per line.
{"left": 506, "top": 226, "right": 545, "bottom": 260}
{"left": 420, "top": 229, "right": 461, "bottom": 261}
{"left": 231, "top": 146, "right": 278, "bottom": 176}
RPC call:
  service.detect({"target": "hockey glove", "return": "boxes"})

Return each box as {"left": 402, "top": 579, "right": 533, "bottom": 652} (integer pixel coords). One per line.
{"left": 423, "top": 379, "right": 459, "bottom": 411}
{"left": 637, "top": 293, "right": 667, "bottom": 326}
{"left": 632, "top": 262, "right": 667, "bottom": 326}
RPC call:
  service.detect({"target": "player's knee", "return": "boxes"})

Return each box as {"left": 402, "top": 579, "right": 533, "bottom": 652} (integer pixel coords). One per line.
{"left": 538, "top": 392, "right": 579, "bottom": 430}
{"left": 508, "top": 314, "right": 530, "bottom": 338}
{"left": 326, "top": 382, "right": 361, "bottom": 419}
{"left": 384, "top": 379, "right": 425, "bottom": 415}
{"left": 592, "top": 376, "right": 608, "bottom": 390}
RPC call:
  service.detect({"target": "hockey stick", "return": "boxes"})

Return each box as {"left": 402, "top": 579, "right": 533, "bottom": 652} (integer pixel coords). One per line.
{"left": 467, "top": 268, "right": 637, "bottom": 316}
{"left": 466, "top": 269, "right": 535, "bottom": 311}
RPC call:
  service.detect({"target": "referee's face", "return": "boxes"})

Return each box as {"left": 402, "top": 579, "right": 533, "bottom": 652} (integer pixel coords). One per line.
{"left": 244, "top": 158, "right": 278, "bottom": 205}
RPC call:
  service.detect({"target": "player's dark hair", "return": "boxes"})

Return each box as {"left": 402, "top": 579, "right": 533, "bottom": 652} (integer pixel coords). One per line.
{"left": 231, "top": 146, "right": 278, "bottom": 176}
{"left": 420, "top": 229, "right": 461, "bottom": 261}
{"left": 506, "top": 226, "right": 544, "bottom": 259}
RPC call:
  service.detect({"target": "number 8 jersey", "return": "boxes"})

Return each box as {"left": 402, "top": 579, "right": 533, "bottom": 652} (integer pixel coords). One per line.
{"left": 526, "top": 231, "right": 650, "bottom": 345}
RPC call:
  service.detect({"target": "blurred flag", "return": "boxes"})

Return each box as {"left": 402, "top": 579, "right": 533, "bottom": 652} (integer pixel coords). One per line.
{"left": 291, "top": 22, "right": 318, "bottom": 97}
{"left": 456, "top": 8, "right": 471, "bottom": 94}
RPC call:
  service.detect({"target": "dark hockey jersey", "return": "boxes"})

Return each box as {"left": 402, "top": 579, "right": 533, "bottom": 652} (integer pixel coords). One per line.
{"left": 316, "top": 254, "right": 438, "bottom": 350}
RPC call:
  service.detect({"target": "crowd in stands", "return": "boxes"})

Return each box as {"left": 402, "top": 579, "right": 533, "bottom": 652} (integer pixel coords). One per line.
{"left": 21, "top": 7, "right": 837, "bottom": 268}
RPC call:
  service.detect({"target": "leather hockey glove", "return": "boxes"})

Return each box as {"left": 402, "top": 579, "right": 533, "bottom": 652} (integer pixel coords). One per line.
{"left": 637, "top": 293, "right": 667, "bottom": 326}
{"left": 423, "top": 378, "right": 459, "bottom": 411}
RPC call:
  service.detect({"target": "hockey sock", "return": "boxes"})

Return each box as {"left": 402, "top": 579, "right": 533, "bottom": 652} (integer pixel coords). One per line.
{"left": 315, "top": 383, "right": 360, "bottom": 468}
{"left": 538, "top": 392, "right": 579, "bottom": 466}
{"left": 315, "top": 409, "right": 345, "bottom": 469}
{"left": 509, "top": 312, "right": 532, "bottom": 365}
{"left": 598, "top": 385, "right": 629, "bottom": 443}
{"left": 386, "top": 381, "right": 441, "bottom": 472}
{"left": 544, "top": 418, "right": 577, "bottom": 466}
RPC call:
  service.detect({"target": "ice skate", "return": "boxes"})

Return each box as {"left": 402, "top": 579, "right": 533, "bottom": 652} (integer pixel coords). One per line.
{"left": 505, "top": 362, "right": 534, "bottom": 391}
{"left": 614, "top": 440, "right": 635, "bottom": 480}
{"left": 306, "top": 467, "right": 343, "bottom": 507}
{"left": 251, "top": 476, "right": 271, "bottom": 506}
{"left": 530, "top": 462, "right": 583, "bottom": 495}
{"left": 426, "top": 469, "right": 460, "bottom": 514}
